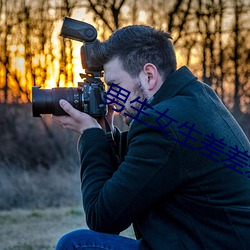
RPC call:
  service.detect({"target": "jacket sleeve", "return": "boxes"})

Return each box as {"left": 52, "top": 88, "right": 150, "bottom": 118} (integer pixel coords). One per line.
{"left": 78, "top": 114, "right": 186, "bottom": 234}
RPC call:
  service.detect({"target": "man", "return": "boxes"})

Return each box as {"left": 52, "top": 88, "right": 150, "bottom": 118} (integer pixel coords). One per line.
{"left": 53, "top": 25, "right": 250, "bottom": 249}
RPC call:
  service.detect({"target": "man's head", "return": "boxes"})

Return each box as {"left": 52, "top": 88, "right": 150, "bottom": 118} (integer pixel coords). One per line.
{"left": 91, "top": 25, "right": 177, "bottom": 125}
{"left": 91, "top": 25, "right": 177, "bottom": 81}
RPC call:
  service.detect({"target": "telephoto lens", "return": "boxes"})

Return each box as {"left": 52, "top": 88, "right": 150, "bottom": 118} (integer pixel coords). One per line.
{"left": 32, "top": 86, "right": 82, "bottom": 117}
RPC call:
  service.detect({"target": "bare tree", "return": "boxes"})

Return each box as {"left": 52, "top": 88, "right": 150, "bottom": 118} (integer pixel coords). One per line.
{"left": 0, "top": 0, "right": 9, "bottom": 102}
{"left": 87, "top": 0, "right": 126, "bottom": 30}
{"left": 55, "top": 0, "right": 78, "bottom": 87}
{"left": 231, "top": 0, "right": 249, "bottom": 116}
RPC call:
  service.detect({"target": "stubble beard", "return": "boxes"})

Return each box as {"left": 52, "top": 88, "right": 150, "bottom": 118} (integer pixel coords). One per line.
{"left": 123, "top": 80, "right": 149, "bottom": 126}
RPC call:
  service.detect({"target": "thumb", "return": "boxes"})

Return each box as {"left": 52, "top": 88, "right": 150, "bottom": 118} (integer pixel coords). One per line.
{"left": 59, "top": 99, "right": 73, "bottom": 114}
{"left": 59, "top": 99, "right": 88, "bottom": 121}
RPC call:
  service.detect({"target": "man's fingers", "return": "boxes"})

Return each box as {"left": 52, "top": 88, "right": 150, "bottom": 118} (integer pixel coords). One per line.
{"left": 59, "top": 99, "right": 73, "bottom": 114}
{"left": 52, "top": 99, "right": 102, "bottom": 133}
{"left": 59, "top": 99, "right": 83, "bottom": 121}
{"left": 52, "top": 114, "right": 69, "bottom": 126}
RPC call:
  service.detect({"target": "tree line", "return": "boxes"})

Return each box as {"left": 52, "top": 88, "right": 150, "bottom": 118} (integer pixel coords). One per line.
{"left": 0, "top": 0, "right": 249, "bottom": 117}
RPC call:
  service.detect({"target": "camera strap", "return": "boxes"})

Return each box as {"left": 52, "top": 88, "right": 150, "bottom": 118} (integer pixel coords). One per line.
{"left": 103, "top": 116, "right": 115, "bottom": 143}
{"left": 94, "top": 88, "right": 121, "bottom": 166}
{"left": 93, "top": 88, "right": 116, "bottom": 145}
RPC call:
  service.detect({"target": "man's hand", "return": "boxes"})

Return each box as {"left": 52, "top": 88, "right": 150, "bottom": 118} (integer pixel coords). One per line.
{"left": 52, "top": 99, "right": 115, "bottom": 134}
{"left": 52, "top": 99, "right": 101, "bottom": 134}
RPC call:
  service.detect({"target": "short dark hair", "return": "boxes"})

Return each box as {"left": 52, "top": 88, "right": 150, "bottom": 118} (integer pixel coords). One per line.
{"left": 90, "top": 25, "right": 177, "bottom": 80}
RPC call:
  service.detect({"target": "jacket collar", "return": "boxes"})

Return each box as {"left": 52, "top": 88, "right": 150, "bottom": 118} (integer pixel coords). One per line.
{"left": 150, "top": 66, "right": 197, "bottom": 106}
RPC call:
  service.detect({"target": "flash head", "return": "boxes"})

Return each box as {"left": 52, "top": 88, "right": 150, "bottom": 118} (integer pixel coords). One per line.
{"left": 60, "top": 17, "right": 97, "bottom": 42}
{"left": 59, "top": 17, "right": 103, "bottom": 73}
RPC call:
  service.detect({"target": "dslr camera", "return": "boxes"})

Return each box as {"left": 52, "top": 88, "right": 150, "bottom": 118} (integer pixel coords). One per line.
{"left": 32, "top": 17, "right": 107, "bottom": 118}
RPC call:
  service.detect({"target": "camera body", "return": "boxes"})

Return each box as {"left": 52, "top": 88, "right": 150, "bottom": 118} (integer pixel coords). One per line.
{"left": 76, "top": 80, "right": 106, "bottom": 117}
{"left": 32, "top": 17, "right": 107, "bottom": 118}
{"left": 32, "top": 81, "right": 106, "bottom": 118}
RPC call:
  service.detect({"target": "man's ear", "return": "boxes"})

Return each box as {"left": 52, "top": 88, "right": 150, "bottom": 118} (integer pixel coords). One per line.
{"left": 143, "top": 63, "right": 159, "bottom": 91}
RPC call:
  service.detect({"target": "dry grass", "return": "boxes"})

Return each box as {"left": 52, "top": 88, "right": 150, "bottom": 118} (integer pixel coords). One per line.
{"left": 0, "top": 104, "right": 133, "bottom": 249}
{"left": 0, "top": 162, "right": 82, "bottom": 210}
{"left": 0, "top": 207, "right": 135, "bottom": 250}
{"left": 0, "top": 103, "right": 128, "bottom": 210}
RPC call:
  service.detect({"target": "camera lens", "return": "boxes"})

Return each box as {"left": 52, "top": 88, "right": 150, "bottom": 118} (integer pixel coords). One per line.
{"left": 32, "top": 86, "right": 82, "bottom": 117}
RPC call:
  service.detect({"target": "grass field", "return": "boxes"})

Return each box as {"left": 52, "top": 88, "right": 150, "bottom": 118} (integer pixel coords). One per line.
{"left": 0, "top": 206, "right": 135, "bottom": 250}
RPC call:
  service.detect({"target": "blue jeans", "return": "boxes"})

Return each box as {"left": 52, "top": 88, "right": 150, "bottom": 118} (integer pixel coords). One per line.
{"left": 56, "top": 229, "right": 140, "bottom": 250}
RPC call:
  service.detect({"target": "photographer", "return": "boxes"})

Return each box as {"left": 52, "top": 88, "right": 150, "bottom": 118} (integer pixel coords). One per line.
{"left": 53, "top": 25, "right": 250, "bottom": 249}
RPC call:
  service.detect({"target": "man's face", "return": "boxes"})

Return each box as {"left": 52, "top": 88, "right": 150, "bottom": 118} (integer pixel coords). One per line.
{"left": 104, "top": 57, "right": 149, "bottom": 125}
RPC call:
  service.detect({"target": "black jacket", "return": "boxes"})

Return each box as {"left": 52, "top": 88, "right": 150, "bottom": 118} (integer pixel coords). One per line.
{"left": 78, "top": 66, "right": 250, "bottom": 249}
